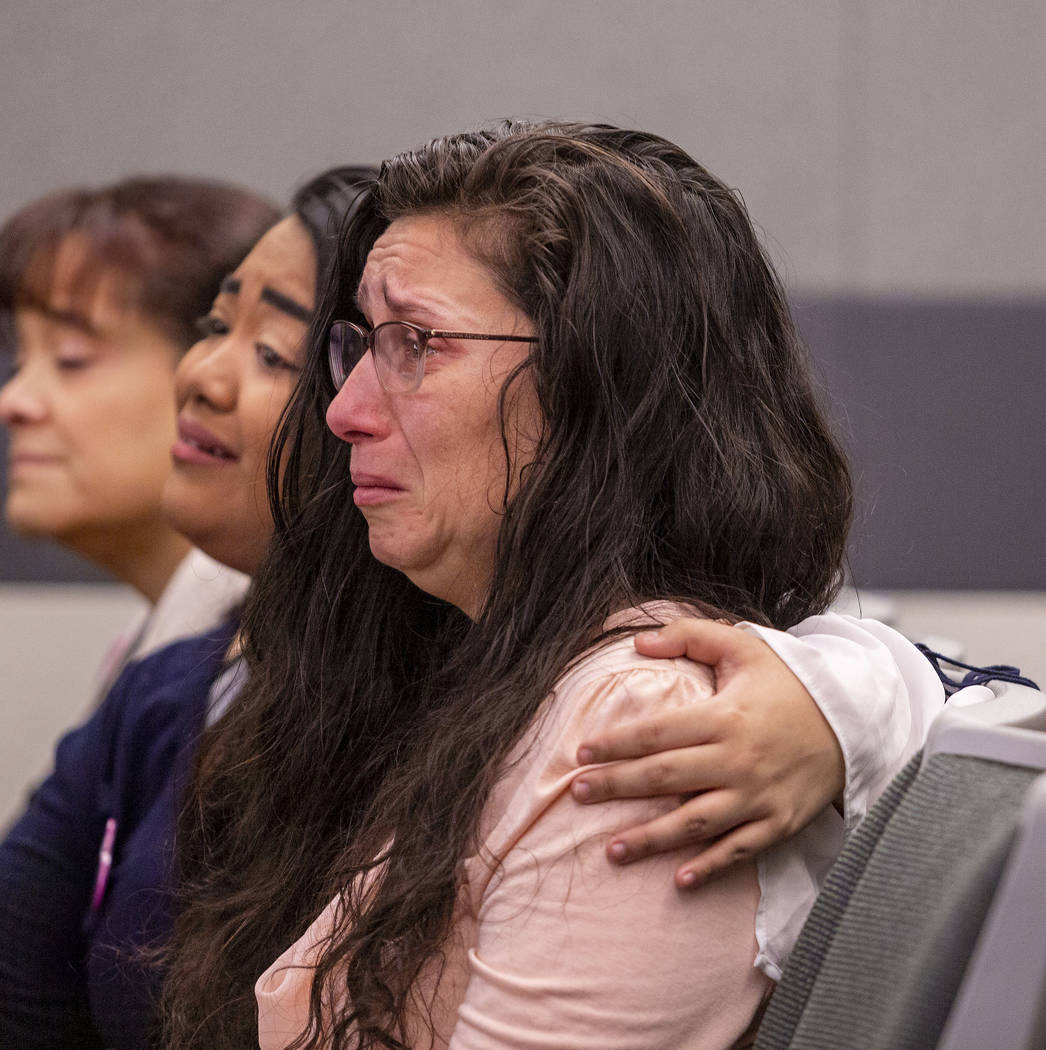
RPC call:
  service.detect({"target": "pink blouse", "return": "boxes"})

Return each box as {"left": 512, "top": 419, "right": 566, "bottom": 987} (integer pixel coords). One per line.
{"left": 258, "top": 609, "right": 774, "bottom": 1048}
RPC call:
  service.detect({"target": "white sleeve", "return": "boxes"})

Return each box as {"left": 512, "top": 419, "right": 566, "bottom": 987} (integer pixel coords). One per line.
{"left": 736, "top": 613, "right": 945, "bottom": 981}
{"left": 739, "top": 613, "right": 943, "bottom": 833}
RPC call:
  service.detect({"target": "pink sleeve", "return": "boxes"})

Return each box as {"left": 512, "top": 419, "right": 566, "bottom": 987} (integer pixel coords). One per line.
{"left": 256, "top": 637, "right": 778, "bottom": 1048}
{"left": 450, "top": 658, "right": 772, "bottom": 1050}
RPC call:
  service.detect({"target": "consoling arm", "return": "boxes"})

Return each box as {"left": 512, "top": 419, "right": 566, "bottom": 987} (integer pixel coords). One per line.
{"left": 572, "top": 616, "right": 944, "bottom": 887}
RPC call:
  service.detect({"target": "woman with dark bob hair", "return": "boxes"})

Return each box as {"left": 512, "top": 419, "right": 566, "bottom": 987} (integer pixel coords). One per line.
{"left": 162, "top": 123, "right": 936, "bottom": 1049}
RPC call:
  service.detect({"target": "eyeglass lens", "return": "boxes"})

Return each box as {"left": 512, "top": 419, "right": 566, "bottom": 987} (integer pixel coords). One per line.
{"left": 380, "top": 323, "right": 426, "bottom": 390}
{"left": 329, "top": 321, "right": 425, "bottom": 393}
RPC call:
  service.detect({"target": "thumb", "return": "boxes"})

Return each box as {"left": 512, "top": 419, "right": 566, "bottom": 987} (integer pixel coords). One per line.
{"left": 633, "top": 617, "right": 749, "bottom": 670}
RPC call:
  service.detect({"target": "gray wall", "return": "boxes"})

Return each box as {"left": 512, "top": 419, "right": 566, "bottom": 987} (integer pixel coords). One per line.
{"left": 797, "top": 296, "right": 1045, "bottom": 588}
{"left": 3, "top": 2, "right": 1044, "bottom": 586}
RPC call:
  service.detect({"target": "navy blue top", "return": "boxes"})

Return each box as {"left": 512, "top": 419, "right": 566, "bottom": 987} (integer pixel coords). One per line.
{"left": 0, "top": 621, "right": 235, "bottom": 1049}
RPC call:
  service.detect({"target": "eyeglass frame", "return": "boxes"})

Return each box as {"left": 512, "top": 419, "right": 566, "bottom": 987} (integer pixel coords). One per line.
{"left": 328, "top": 319, "right": 538, "bottom": 394}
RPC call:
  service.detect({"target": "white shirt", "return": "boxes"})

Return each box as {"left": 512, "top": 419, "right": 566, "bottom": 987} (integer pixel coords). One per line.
{"left": 743, "top": 613, "right": 944, "bottom": 979}
{"left": 92, "top": 548, "right": 249, "bottom": 698}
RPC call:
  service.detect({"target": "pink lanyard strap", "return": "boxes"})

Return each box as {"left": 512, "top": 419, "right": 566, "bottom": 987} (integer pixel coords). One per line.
{"left": 90, "top": 817, "right": 117, "bottom": 912}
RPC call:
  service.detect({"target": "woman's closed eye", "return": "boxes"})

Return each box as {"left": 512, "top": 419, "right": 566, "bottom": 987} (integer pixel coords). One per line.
{"left": 255, "top": 342, "right": 299, "bottom": 373}
{"left": 54, "top": 355, "right": 93, "bottom": 372}
{"left": 52, "top": 338, "right": 97, "bottom": 373}
{"left": 194, "top": 314, "right": 229, "bottom": 339}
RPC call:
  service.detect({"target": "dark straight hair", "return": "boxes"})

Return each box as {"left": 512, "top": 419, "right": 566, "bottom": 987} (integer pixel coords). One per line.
{"left": 162, "top": 122, "right": 852, "bottom": 1048}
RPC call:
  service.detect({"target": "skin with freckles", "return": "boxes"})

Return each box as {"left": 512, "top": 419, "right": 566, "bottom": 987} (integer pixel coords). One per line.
{"left": 0, "top": 235, "right": 189, "bottom": 601}
{"left": 325, "top": 213, "right": 540, "bottom": 619}
{"left": 161, "top": 217, "right": 315, "bottom": 577}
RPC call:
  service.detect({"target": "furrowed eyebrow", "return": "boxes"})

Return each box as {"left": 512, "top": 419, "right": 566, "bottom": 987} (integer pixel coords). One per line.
{"left": 353, "top": 281, "right": 372, "bottom": 317}
{"left": 365, "top": 279, "right": 444, "bottom": 325}
{"left": 260, "top": 287, "right": 312, "bottom": 323}
{"left": 383, "top": 287, "right": 421, "bottom": 316}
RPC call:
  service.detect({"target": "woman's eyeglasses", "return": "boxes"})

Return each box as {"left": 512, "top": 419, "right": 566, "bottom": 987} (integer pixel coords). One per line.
{"left": 328, "top": 320, "right": 538, "bottom": 394}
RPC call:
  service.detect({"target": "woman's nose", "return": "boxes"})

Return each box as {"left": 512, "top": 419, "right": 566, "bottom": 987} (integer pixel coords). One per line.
{"left": 176, "top": 339, "right": 238, "bottom": 412}
{"left": 325, "top": 350, "right": 389, "bottom": 444}
{"left": 0, "top": 365, "right": 48, "bottom": 426}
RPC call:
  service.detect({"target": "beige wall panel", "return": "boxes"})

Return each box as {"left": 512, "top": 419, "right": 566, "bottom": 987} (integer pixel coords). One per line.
{"left": 0, "top": 584, "right": 145, "bottom": 828}
{"left": 3, "top": 1, "right": 845, "bottom": 288}
{"left": 854, "top": 3, "right": 1046, "bottom": 294}
{"left": 5, "top": 3, "right": 1043, "bottom": 295}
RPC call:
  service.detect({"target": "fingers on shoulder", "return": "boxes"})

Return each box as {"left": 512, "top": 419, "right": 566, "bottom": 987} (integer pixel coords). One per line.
{"left": 575, "top": 667, "right": 717, "bottom": 764}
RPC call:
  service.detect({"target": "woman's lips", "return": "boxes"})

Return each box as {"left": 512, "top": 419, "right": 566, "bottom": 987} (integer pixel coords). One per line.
{"left": 171, "top": 417, "right": 238, "bottom": 465}
{"left": 351, "top": 472, "right": 404, "bottom": 507}
{"left": 7, "top": 451, "right": 63, "bottom": 477}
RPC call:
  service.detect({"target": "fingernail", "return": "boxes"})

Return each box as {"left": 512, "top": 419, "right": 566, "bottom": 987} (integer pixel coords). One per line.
{"left": 636, "top": 629, "right": 662, "bottom": 641}
{"left": 679, "top": 870, "right": 697, "bottom": 887}
{"left": 572, "top": 779, "right": 591, "bottom": 801}
{"left": 608, "top": 841, "right": 628, "bottom": 862}
{"left": 577, "top": 747, "right": 595, "bottom": 765}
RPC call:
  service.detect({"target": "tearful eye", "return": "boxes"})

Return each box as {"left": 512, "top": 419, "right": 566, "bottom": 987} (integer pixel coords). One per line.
{"left": 392, "top": 328, "right": 435, "bottom": 363}
{"left": 369, "top": 322, "right": 440, "bottom": 392}
{"left": 385, "top": 326, "right": 424, "bottom": 366}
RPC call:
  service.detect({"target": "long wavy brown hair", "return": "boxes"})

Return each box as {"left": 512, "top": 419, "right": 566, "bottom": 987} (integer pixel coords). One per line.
{"left": 161, "top": 121, "right": 853, "bottom": 1048}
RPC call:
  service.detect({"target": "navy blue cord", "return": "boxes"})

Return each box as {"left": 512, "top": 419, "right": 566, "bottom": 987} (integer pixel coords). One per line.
{"left": 916, "top": 643, "right": 1040, "bottom": 694}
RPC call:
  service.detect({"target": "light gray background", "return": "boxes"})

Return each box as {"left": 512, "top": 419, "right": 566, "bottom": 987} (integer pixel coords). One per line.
{"left": 3, "top": 0, "right": 1044, "bottom": 587}
{"left": 4, "top": 1, "right": 1044, "bottom": 294}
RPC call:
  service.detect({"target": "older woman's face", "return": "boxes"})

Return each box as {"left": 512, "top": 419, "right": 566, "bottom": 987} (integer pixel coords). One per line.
{"left": 0, "top": 235, "right": 181, "bottom": 550}
{"left": 325, "top": 213, "right": 539, "bottom": 618}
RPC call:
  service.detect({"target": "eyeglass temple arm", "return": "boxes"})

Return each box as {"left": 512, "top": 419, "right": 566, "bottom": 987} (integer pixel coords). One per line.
{"left": 429, "top": 331, "right": 539, "bottom": 343}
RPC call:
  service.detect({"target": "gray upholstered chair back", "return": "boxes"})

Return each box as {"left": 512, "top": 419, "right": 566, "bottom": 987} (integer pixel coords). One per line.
{"left": 756, "top": 681, "right": 1046, "bottom": 1050}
